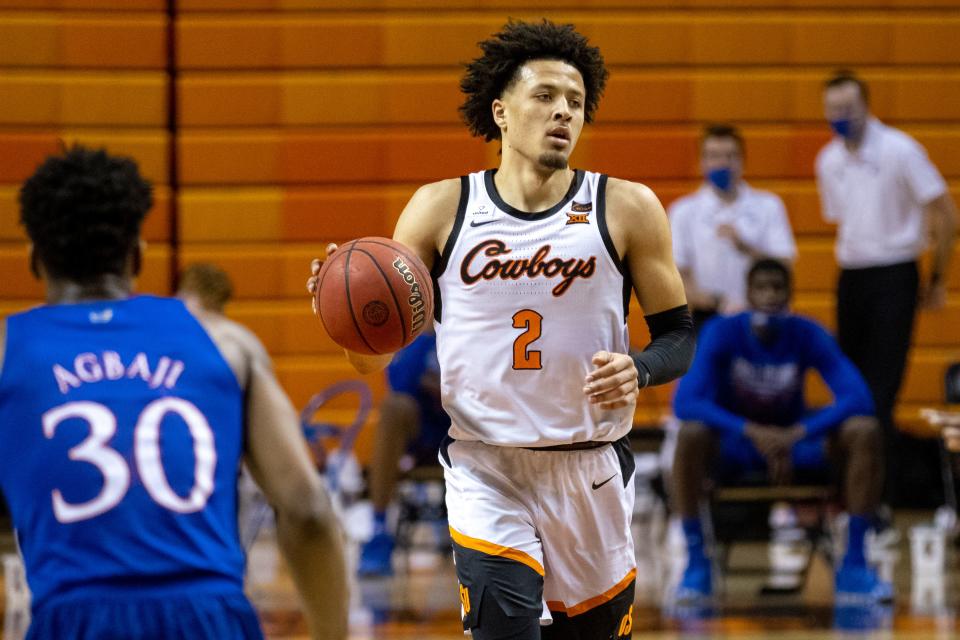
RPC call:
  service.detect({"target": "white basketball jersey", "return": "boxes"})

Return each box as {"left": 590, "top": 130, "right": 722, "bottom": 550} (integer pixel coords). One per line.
{"left": 434, "top": 169, "right": 634, "bottom": 447}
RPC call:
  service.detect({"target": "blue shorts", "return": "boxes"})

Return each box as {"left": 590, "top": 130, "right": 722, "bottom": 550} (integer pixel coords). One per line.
{"left": 28, "top": 592, "right": 263, "bottom": 640}
{"left": 406, "top": 399, "right": 449, "bottom": 466}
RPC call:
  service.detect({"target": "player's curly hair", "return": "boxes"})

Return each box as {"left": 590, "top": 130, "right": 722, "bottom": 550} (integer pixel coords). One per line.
{"left": 19, "top": 145, "right": 152, "bottom": 283}
{"left": 460, "top": 19, "right": 609, "bottom": 142}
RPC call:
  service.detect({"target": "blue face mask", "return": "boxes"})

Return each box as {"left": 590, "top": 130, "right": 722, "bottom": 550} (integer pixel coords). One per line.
{"left": 829, "top": 118, "right": 854, "bottom": 139}
{"left": 707, "top": 167, "right": 733, "bottom": 192}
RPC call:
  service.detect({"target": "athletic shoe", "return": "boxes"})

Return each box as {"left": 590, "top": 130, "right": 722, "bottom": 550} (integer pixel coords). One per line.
{"left": 674, "top": 558, "right": 712, "bottom": 603}
{"left": 358, "top": 532, "right": 395, "bottom": 577}
{"left": 835, "top": 564, "right": 894, "bottom": 604}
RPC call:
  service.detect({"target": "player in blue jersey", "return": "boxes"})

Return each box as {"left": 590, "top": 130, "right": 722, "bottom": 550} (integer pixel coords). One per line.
{"left": 671, "top": 259, "right": 889, "bottom": 604}
{"left": 0, "top": 146, "right": 347, "bottom": 639}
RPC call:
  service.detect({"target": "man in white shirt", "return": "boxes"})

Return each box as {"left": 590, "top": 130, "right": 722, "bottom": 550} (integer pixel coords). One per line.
{"left": 816, "top": 69, "right": 958, "bottom": 502}
{"left": 670, "top": 124, "right": 797, "bottom": 332}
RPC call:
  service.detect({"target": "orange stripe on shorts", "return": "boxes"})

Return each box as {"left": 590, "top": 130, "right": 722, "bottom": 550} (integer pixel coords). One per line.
{"left": 547, "top": 568, "right": 637, "bottom": 617}
{"left": 448, "top": 527, "right": 545, "bottom": 576}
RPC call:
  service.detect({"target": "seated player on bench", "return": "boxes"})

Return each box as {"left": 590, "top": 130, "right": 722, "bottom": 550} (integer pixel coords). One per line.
{"left": 358, "top": 328, "right": 448, "bottom": 576}
{"left": 670, "top": 258, "right": 889, "bottom": 603}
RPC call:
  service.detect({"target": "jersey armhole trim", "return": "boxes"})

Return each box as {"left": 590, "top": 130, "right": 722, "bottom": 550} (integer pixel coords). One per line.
{"left": 430, "top": 175, "right": 469, "bottom": 323}
{"left": 596, "top": 174, "right": 626, "bottom": 278}
{"left": 431, "top": 175, "right": 469, "bottom": 281}
{"left": 596, "top": 175, "right": 633, "bottom": 321}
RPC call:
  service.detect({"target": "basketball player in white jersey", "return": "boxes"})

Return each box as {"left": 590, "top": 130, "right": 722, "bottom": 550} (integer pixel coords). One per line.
{"left": 309, "top": 20, "right": 694, "bottom": 639}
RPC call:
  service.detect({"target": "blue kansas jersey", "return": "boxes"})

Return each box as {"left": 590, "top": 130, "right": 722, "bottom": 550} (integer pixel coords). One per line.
{"left": 0, "top": 296, "right": 247, "bottom": 610}
{"left": 674, "top": 312, "right": 873, "bottom": 438}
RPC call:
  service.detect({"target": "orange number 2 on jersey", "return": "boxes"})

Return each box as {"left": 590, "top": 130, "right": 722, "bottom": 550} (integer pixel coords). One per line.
{"left": 512, "top": 309, "right": 543, "bottom": 370}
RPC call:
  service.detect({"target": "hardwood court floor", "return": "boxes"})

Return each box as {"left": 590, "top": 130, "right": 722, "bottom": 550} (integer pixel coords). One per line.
{"left": 245, "top": 509, "right": 960, "bottom": 640}
{"left": 2, "top": 511, "right": 959, "bottom": 639}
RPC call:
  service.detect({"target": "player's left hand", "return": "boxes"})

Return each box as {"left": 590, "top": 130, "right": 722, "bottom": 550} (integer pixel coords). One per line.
{"left": 584, "top": 351, "right": 639, "bottom": 410}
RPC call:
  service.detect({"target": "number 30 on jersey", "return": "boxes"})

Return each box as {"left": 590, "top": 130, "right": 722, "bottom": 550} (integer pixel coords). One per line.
{"left": 42, "top": 398, "right": 216, "bottom": 524}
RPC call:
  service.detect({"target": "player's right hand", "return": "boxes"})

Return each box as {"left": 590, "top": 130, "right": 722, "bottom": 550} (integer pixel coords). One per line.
{"left": 306, "top": 243, "right": 338, "bottom": 315}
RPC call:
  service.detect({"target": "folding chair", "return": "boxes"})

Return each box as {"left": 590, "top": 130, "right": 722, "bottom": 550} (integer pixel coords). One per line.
{"left": 705, "top": 471, "right": 838, "bottom": 595}
{"left": 300, "top": 379, "right": 373, "bottom": 497}
{"left": 239, "top": 380, "right": 372, "bottom": 550}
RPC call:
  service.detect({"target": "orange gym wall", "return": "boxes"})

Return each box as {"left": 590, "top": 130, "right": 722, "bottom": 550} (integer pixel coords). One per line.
{"left": 1, "top": 1, "right": 958, "bottom": 459}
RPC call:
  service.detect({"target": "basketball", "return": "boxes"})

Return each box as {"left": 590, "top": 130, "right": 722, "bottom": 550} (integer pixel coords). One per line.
{"left": 314, "top": 237, "right": 434, "bottom": 355}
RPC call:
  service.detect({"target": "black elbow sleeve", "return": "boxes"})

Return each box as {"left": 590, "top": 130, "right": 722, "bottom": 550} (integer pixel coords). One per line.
{"left": 631, "top": 304, "right": 695, "bottom": 388}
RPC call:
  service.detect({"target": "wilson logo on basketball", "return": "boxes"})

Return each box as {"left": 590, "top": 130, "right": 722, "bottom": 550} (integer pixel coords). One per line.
{"left": 460, "top": 239, "right": 596, "bottom": 296}
{"left": 362, "top": 300, "right": 389, "bottom": 326}
{"left": 392, "top": 257, "right": 427, "bottom": 333}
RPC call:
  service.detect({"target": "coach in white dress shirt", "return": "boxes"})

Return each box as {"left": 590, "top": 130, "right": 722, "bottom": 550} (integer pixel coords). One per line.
{"left": 816, "top": 70, "right": 957, "bottom": 501}
{"left": 670, "top": 124, "right": 796, "bottom": 331}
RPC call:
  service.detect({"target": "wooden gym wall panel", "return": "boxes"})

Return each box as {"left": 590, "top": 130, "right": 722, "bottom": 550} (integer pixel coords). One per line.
{"left": 178, "top": 128, "right": 492, "bottom": 185}
{"left": 0, "top": 186, "right": 172, "bottom": 243}
{"left": 176, "top": 0, "right": 960, "bottom": 9}
{"left": 0, "top": 245, "right": 171, "bottom": 299}
{"left": 0, "top": 72, "right": 167, "bottom": 127}
{"left": 177, "top": 13, "right": 960, "bottom": 70}
{"left": 179, "top": 72, "right": 462, "bottom": 127}
{"left": 0, "top": 6, "right": 171, "bottom": 302}
{"left": 177, "top": 70, "right": 960, "bottom": 128}
{"left": 175, "top": 125, "right": 960, "bottom": 185}
{"left": 178, "top": 244, "right": 325, "bottom": 299}
{"left": 794, "top": 295, "right": 960, "bottom": 348}
{"left": 227, "top": 301, "right": 346, "bottom": 357}
{"left": 0, "top": 132, "right": 169, "bottom": 185}
{"left": 582, "top": 125, "right": 960, "bottom": 181}
{"left": 0, "top": 13, "right": 166, "bottom": 68}
{"left": 0, "top": 1, "right": 163, "bottom": 9}
{"left": 178, "top": 186, "right": 413, "bottom": 242}
{"left": 793, "top": 239, "right": 960, "bottom": 293}
{"left": 172, "top": 181, "right": 960, "bottom": 244}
